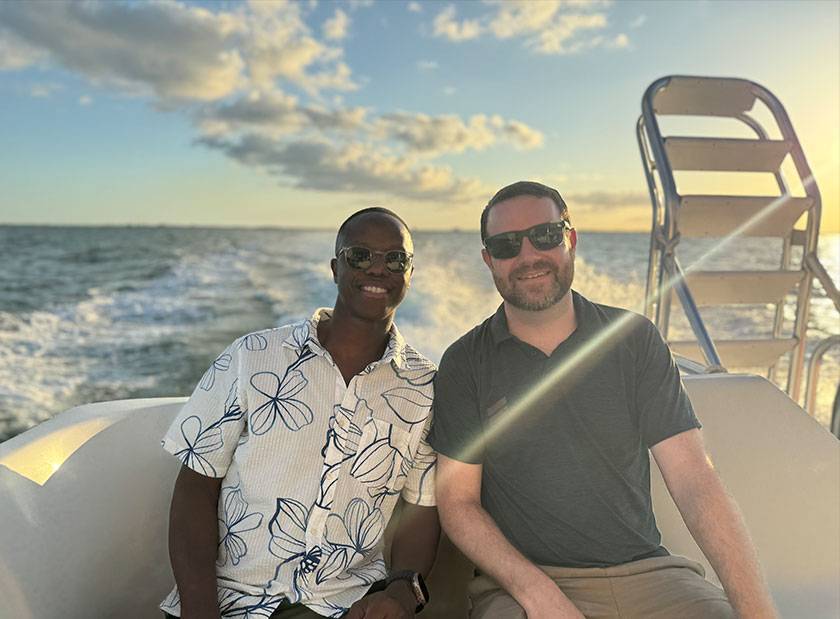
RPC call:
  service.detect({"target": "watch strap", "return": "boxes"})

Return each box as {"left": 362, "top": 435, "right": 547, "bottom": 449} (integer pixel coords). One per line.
{"left": 384, "top": 570, "right": 429, "bottom": 612}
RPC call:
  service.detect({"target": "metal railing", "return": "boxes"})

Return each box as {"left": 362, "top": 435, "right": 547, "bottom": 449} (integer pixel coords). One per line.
{"left": 636, "top": 76, "right": 839, "bottom": 423}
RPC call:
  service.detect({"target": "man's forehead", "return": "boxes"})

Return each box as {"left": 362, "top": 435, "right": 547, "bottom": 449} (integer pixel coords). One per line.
{"left": 486, "top": 195, "right": 562, "bottom": 233}
{"left": 341, "top": 213, "right": 412, "bottom": 247}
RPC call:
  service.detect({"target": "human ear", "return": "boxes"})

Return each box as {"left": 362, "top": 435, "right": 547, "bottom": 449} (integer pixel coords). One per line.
{"left": 330, "top": 258, "right": 338, "bottom": 283}
{"left": 481, "top": 247, "right": 493, "bottom": 270}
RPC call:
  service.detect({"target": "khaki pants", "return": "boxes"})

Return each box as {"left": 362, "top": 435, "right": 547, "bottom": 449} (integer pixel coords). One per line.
{"left": 468, "top": 556, "right": 735, "bottom": 619}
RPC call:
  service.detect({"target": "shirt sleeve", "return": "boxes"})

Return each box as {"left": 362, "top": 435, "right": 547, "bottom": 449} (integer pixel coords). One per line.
{"left": 400, "top": 417, "right": 437, "bottom": 506}
{"left": 428, "top": 341, "right": 485, "bottom": 464}
{"left": 634, "top": 320, "right": 701, "bottom": 448}
{"left": 161, "top": 339, "right": 247, "bottom": 478}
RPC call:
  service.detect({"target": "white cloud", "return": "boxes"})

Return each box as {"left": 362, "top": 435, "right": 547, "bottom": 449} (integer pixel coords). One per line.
{"left": 29, "top": 82, "right": 60, "bottom": 98}
{"left": 432, "top": 0, "right": 628, "bottom": 55}
{"left": 0, "top": 1, "right": 247, "bottom": 101}
{"left": 503, "top": 120, "right": 544, "bottom": 149}
{"left": 0, "top": 0, "right": 357, "bottom": 102}
{"left": 487, "top": 1, "right": 561, "bottom": 39}
{"left": 0, "top": 0, "right": 549, "bottom": 209}
{"left": 323, "top": 9, "right": 350, "bottom": 41}
{"left": 629, "top": 14, "right": 647, "bottom": 29}
{"left": 407, "top": 2, "right": 423, "bottom": 13}
{"left": 433, "top": 6, "right": 483, "bottom": 42}
{"left": 375, "top": 112, "right": 543, "bottom": 157}
{"left": 0, "top": 29, "right": 44, "bottom": 68}
{"left": 534, "top": 12, "right": 607, "bottom": 54}
{"left": 199, "top": 134, "right": 486, "bottom": 203}
{"left": 606, "top": 33, "right": 630, "bottom": 50}
{"left": 239, "top": 3, "right": 357, "bottom": 96}
{"left": 443, "top": 86, "right": 456, "bottom": 96}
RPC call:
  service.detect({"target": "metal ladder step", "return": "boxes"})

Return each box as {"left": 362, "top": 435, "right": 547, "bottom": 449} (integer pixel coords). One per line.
{"left": 652, "top": 76, "right": 757, "bottom": 117}
{"left": 664, "top": 137, "right": 791, "bottom": 172}
{"left": 676, "top": 270, "right": 805, "bottom": 305}
{"left": 669, "top": 338, "right": 798, "bottom": 368}
{"left": 678, "top": 195, "right": 813, "bottom": 237}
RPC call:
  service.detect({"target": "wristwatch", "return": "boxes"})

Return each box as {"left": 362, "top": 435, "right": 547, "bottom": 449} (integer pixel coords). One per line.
{"left": 385, "top": 570, "right": 429, "bottom": 613}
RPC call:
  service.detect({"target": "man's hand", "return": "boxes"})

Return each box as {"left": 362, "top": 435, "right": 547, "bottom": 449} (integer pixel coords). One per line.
{"left": 520, "top": 578, "right": 586, "bottom": 619}
{"left": 343, "top": 582, "right": 415, "bottom": 618}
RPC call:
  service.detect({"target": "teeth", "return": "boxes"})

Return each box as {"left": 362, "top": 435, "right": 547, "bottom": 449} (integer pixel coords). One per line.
{"left": 362, "top": 286, "right": 387, "bottom": 293}
{"left": 520, "top": 271, "right": 548, "bottom": 280}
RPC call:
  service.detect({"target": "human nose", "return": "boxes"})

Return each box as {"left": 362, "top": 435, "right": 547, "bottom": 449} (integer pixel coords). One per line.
{"left": 517, "top": 236, "right": 543, "bottom": 260}
{"left": 363, "top": 252, "right": 389, "bottom": 275}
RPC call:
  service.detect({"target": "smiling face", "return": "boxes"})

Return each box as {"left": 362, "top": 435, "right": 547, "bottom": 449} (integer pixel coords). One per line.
{"left": 482, "top": 194, "right": 576, "bottom": 312}
{"left": 331, "top": 212, "right": 413, "bottom": 323}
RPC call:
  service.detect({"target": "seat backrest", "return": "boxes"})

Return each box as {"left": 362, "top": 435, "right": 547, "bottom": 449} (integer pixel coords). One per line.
{"left": 0, "top": 399, "right": 184, "bottom": 619}
{"left": 1, "top": 376, "right": 837, "bottom": 618}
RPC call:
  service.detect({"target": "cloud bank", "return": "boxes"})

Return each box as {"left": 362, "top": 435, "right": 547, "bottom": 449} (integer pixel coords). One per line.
{"left": 0, "top": 0, "right": 550, "bottom": 206}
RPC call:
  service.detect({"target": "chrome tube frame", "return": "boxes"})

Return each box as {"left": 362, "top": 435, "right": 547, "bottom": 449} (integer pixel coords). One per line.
{"left": 747, "top": 81, "right": 823, "bottom": 401}
{"left": 638, "top": 76, "right": 718, "bottom": 364}
{"left": 638, "top": 76, "right": 835, "bottom": 402}
{"left": 804, "top": 335, "right": 840, "bottom": 420}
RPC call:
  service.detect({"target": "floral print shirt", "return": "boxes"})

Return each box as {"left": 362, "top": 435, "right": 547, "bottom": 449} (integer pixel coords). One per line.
{"left": 160, "top": 308, "right": 436, "bottom": 617}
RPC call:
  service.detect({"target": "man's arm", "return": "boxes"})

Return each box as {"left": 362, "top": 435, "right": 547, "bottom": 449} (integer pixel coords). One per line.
{"left": 435, "top": 454, "right": 584, "bottom": 619}
{"left": 169, "top": 465, "right": 223, "bottom": 619}
{"left": 345, "top": 502, "right": 440, "bottom": 619}
{"left": 651, "top": 429, "right": 778, "bottom": 619}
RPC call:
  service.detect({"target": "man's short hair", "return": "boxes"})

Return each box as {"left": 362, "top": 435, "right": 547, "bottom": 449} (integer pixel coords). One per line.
{"left": 480, "top": 181, "right": 569, "bottom": 242}
{"left": 335, "top": 207, "right": 411, "bottom": 255}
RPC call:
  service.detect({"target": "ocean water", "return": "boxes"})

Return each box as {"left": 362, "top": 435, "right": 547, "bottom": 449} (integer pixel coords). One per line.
{"left": 0, "top": 226, "right": 837, "bottom": 440}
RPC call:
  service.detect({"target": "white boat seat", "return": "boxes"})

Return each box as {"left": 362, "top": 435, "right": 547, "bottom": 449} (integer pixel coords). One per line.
{"left": 1, "top": 374, "right": 838, "bottom": 618}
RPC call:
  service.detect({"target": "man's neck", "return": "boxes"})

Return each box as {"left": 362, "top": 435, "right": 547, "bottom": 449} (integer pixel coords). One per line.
{"left": 504, "top": 291, "right": 577, "bottom": 356}
{"left": 318, "top": 305, "right": 394, "bottom": 384}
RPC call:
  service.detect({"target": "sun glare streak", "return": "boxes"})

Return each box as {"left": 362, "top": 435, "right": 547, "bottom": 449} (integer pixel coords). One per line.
{"left": 456, "top": 163, "right": 831, "bottom": 462}
{"left": 681, "top": 175, "right": 819, "bottom": 278}
{"left": 0, "top": 416, "right": 118, "bottom": 486}
{"left": 458, "top": 313, "right": 637, "bottom": 462}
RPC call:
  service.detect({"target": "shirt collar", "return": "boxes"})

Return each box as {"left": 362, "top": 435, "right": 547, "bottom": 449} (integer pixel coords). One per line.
{"left": 282, "top": 307, "right": 408, "bottom": 369}
{"left": 489, "top": 290, "right": 592, "bottom": 347}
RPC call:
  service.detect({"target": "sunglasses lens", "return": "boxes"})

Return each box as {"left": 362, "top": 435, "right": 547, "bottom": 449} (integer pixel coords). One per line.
{"left": 384, "top": 251, "right": 411, "bottom": 273}
{"left": 485, "top": 234, "right": 521, "bottom": 259}
{"left": 344, "top": 247, "right": 372, "bottom": 269}
{"left": 485, "top": 222, "right": 569, "bottom": 259}
{"left": 530, "top": 223, "right": 565, "bottom": 251}
{"left": 342, "top": 247, "right": 411, "bottom": 272}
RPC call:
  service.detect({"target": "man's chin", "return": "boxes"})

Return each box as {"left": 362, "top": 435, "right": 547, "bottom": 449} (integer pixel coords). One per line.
{"left": 503, "top": 286, "right": 570, "bottom": 312}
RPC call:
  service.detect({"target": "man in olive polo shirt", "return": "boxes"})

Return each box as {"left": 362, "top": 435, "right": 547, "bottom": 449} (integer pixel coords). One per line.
{"left": 430, "top": 181, "right": 777, "bottom": 619}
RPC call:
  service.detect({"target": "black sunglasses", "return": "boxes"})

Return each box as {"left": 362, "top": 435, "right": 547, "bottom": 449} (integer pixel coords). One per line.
{"left": 338, "top": 246, "right": 413, "bottom": 273}
{"left": 484, "top": 221, "right": 572, "bottom": 259}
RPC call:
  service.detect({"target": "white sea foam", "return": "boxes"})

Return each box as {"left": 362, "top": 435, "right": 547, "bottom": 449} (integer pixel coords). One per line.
{"left": 0, "top": 229, "right": 836, "bottom": 439}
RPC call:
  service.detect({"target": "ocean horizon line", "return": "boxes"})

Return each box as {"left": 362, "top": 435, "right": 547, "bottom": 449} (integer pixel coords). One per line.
{"left": 0, "top": 222, "right": 661, "bottom": 235}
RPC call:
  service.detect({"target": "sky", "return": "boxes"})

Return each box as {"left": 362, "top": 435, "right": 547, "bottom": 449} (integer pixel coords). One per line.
{"left": 0, "top": 0, "right": 837, "bottom": 233}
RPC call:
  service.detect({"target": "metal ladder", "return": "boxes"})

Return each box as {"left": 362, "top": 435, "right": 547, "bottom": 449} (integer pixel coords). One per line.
{"left": 636, "top": 76, "right": 839, "bottom": 421}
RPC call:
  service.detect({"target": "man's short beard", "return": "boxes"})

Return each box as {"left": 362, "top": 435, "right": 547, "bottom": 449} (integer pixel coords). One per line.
{"left": 493, "top": 261, "right": 574, "bottom": 311}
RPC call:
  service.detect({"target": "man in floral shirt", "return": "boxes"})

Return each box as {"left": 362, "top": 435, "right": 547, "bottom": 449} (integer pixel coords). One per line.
{"left": 161, "top": 208, "right": 439, "bottom": 619}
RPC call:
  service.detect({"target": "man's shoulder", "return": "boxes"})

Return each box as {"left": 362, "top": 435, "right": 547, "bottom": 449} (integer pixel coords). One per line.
{"left": 578, "top": 293, "right": 654, "bottom": 332}
{"left": 399, "top": 342, "right": 438, "bottom": 372}
{"left": 439, "top": 314, "right": 496, "bottom": 368}
{"left": 228, "top": 320, "right": 309, "bottom": 356}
